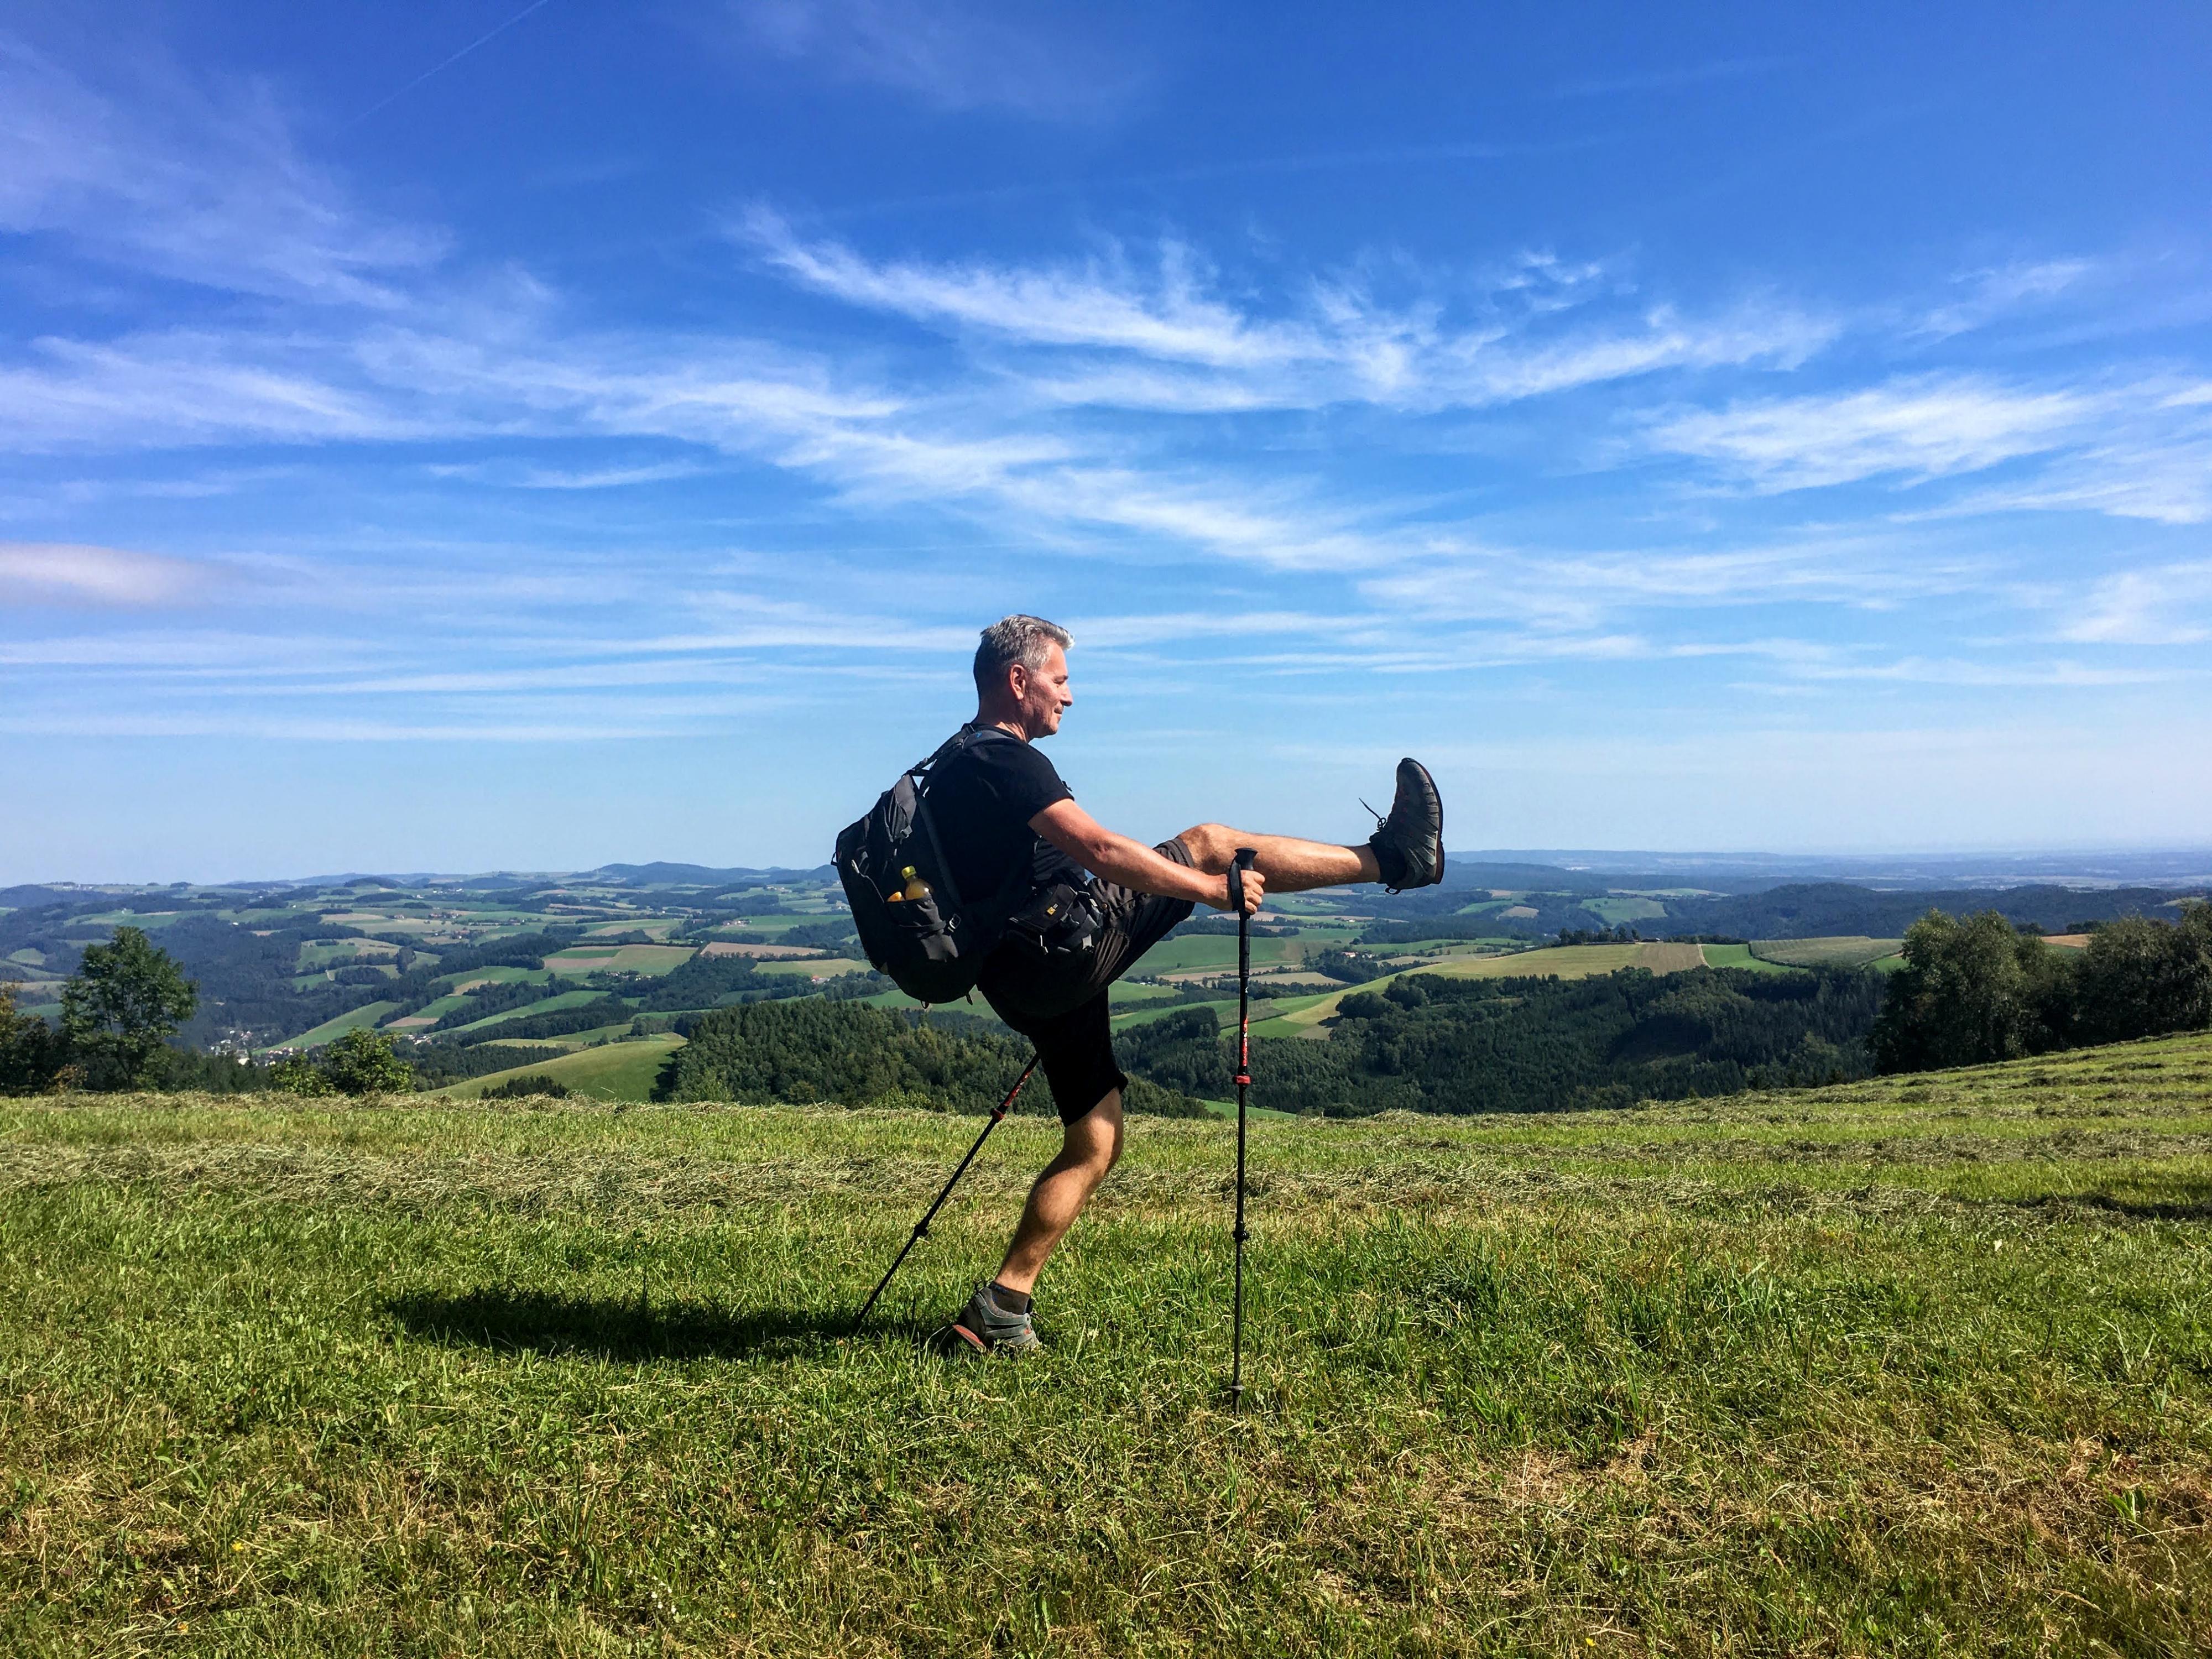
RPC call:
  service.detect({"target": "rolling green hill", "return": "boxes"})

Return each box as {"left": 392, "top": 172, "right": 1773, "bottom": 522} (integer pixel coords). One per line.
{"left": 434, "top": 1034, "right": 684, "bottom": 1102}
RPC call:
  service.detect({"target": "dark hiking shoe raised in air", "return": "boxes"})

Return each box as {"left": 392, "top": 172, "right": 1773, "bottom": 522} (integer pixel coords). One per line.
{"left": 1367, "top": 757, "right": 1445, "bottom": 892}
{"left": 942, "top": 1281, "right": 1043, "bottom": 1357}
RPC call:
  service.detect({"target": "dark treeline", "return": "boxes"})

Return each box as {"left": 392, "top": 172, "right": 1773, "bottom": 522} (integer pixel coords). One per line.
{"left": 1358, "top": 919, "right": 1526, "bottom": 946}
{"left": 1309, "top": 948, "right": 1391, "bottom": 984}
{"left": 1358, "top": 890, "right": 1619, "bottom": 937}
{"left": 656, "top": 1000, "right": 1204, "bottom": 1115}
{"left": 410, "top": 1041, "right": 569, "bottom": 1087}
{"left": 457, "top": 996, "right": 633, "bottom": 1045}
{"left": 1352, "top": 879, "right": 2209, "bottom": 944}
{"left": 1121, "top": 966, "right": 1882, "bottom": 1117}
{"left": 1168, "top": 916, "right": 1296, "bottom": 938}
{"left": 1874, "top": 907, "right": 2212, "bottom": 1072}
{"left": 426, "top": 973, "right": 563, "bottom": 1032}
{"left": 774, "top": 920, "right": 861, "bottom": 952}
{"left": 1665, "top": 883, "right": 2208, "bottom": 943}
{"left": 624, "top": 952, "right": 886, "bottom": 1015}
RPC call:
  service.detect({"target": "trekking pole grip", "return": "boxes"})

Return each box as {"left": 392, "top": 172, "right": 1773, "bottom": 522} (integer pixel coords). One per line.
{"left": 1228, "top": 847, "right": 1256, "bottom": 911}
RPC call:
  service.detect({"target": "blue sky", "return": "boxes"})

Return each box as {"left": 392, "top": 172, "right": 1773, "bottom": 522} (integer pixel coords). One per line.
{"left": 4, "top": 1, "right": 2209, "bottom": 882}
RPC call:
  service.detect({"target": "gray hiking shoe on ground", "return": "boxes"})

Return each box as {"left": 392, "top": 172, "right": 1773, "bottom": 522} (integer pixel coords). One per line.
{"left": 945, "top": 1282, "right": 1042, "bottom": 1357}
{"left": 1368, "top": 757, "right": 1445, "bottom": 891}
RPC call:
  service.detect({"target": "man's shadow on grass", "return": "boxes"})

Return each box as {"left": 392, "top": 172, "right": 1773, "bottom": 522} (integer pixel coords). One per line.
{"left": 386, "top": 1287, "right": 937, "bottom": 1361}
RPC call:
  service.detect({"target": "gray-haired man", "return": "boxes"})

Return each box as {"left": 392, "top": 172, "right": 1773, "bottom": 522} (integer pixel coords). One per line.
{"left": 923, "top": 614, "right": 1445, "bottom": 1354}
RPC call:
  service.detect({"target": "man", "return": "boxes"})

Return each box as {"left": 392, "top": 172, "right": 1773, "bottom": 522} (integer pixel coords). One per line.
{"left": 927, "top": 614, "right": 1446, "bottom": 1354}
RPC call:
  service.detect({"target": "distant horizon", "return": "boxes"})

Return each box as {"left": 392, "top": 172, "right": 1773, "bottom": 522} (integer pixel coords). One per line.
{"left": 9, "top": 844, "right": 2211, "bottom": 894}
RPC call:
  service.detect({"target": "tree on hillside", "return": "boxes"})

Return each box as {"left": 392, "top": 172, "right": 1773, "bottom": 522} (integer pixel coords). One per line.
{"left": 59, "top": 926, "right": 197, "bottom": 1090}
{"left": 319, "top": 1027, "right": 415, "bottom": 1096}
{"left": 2069, "top": 906, "right": 2212, "bottom": 1045}
{"left": 269, "top": 1055, "right": 336, "bottom": 1096}
{"left": 0, "top": 983, "right": 66, "bottom": 1094}
{"left": 1872, "top": 910, "right": 2064, "bottom": 1074}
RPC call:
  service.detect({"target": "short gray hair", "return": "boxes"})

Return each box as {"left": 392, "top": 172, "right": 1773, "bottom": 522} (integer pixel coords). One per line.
{"left": 973, "top": 614, "right": 1072, "bottom": 696}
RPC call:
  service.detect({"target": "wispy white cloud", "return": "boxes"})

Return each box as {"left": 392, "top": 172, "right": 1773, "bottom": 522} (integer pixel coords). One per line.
{"left": 1355, "top": 535, "right": 1989, "bottom": 630}
{"left": 1552, "top": 56, "right": 1802, "bottom": 99}
{"left": 748, "top": 212, "right": 1834, "bottom": 413}
{"left": 0, "top": 35, "right": 442, "bottom": 304}
{"left": 728, "top": 0, "right": 1148, "bottom": 122}
{"left": 1646, "top": 375, "right": 2093, "bottom": 491}
{"left": 0, "top": 542, "right": 219, "bottom": 607}
{"left": 0, "top": 331, "right": 425, "bottom": 450}
{"left": 423, "top": 458, "right": 709, "bottom": 490}
{"left": 0, "top": 711, "right": 684, "bottom": 742}
{"left": 750, "top": 211, "right": 1303, "bottom": 367}
{"left": 2056, "top": 560, "right": 2212, "bottom": 645}
{"left": 1947, "top": 427, "right": 2212, "bottom": 525}
{"left": 1914, "top": 258, "right": 2095, "bottom": 340}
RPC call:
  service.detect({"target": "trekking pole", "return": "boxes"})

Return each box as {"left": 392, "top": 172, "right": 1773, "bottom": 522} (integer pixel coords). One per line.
{"left": 1227, "top": 847, "right": 1258, "bottom": 1408}
{"left": 848, "top": 1056, "right": 1039, "bottom": 1337}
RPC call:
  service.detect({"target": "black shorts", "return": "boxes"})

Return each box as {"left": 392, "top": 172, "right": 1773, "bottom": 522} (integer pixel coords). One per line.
{"left": 979, "top": 837, "right": 1199, "bottom": 1124}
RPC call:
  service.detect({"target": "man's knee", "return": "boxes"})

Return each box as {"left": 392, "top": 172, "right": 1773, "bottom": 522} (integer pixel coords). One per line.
{"left": 1067, "top": 1092, "right": 1124, "bottom": 1173}
{"left": 1178, "top": 823, "right": 1233, "bottom": 870}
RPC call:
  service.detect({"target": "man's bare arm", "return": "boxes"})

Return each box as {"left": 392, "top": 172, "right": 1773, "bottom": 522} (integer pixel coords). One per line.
{"left": 1030, "top": 799, "right": 1260, "bottom": 912}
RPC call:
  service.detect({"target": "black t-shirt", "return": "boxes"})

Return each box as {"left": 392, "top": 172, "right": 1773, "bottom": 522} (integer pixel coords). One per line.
{"left": 925, "top": 729, "right": 1084, "bottom": 906}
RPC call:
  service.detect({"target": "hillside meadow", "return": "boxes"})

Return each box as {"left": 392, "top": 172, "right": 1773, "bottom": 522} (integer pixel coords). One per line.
{"left": 2, "top": 1035, "right": 2208, "bottom": 1654}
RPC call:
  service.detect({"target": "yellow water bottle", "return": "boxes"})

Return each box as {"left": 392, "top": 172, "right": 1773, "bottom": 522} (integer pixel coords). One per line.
{"left": 901, "top": 864, "right": 932, "bottom": 902}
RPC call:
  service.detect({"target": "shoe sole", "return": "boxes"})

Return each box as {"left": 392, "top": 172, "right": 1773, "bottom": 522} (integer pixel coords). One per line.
{"left": 1390, "top": 758, "right": 1446, "bottom": 888}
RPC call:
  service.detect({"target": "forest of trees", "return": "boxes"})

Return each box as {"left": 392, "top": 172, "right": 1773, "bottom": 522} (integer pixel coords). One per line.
{"left": 1872, "top": 906, "right": 2212, "bottom": 1072}
{"left": 1118, "top": 965, "right": 1884, "bottom": 1117}
{"left": 657, "top": 1000, "right": 1205, "bottom": 1116}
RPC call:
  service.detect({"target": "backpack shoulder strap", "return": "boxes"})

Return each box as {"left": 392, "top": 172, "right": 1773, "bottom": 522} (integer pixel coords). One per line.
{"left": 908, "top": 724, "right": 1045, "bottom": 925}
{"left": 911, "top": 722, "right": 1019, "bottom": 777}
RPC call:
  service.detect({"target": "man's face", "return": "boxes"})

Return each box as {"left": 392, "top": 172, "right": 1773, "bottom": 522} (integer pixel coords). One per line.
{"left": 1009, "top": 644, "right": 1073, "bottom": 738}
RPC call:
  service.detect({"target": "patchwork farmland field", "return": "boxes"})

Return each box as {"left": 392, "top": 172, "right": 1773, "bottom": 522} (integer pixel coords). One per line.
{"left": 3, "top": 1034, "right": 2207, "bottom": 1653}
{"left": 545, "top": 945, "right": 696, "bottom": 978}
{"left": 436, "top": 1034, "right": 685, "bottom": 1101}
{"left": 1258, "top": 940, "right": 1724, "bottom": 1035}
{"left": 1750, "top": 936, "right": 1907, "bottom": 969}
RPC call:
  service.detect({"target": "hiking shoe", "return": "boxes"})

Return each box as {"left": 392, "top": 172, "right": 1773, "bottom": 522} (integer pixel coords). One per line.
{"left": 943, "top": 1282, "right": 1042, "bottom": 1357}
{"left": 1367, "top": 757, "right": 1445, "bottom": 891}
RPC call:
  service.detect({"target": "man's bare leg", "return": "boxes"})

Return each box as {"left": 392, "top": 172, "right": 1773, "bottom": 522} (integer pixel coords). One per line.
{"left": 1177, "top": 822, "right": 1381, "bottom": 893}
{"left": 993, "top": 1092, "right": 1124, "bottom": 1295}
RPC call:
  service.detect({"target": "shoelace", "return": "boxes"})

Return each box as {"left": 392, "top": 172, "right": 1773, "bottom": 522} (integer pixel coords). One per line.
{"left": 1359, "top": 795, "right": 1409, "bottom": 894}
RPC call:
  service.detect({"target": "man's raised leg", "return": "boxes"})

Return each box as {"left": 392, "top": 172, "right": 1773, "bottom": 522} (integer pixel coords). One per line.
{"left": 1179, "top": 757, "right": 1444, "bottom": 895}
{"left": 1177, "top": 822, "right": 1381, "bottom": 893}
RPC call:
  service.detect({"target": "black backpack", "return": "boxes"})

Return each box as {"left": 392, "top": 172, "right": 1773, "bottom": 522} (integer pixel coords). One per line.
{"left": 835, "top": 726, "right": 1037, "bottom": 1005}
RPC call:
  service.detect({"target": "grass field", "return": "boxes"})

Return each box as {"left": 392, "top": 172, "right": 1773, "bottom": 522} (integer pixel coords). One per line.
{"left": 546, "top": 945, "right": 696, "bottom": 978}
{"left": 751, "top": 958, "right": 873, "bottom": 980}
{"left": 3, "top": 1035, "right": 2208, "bottom": 1652}
{"left": 1751, "top": 937, "right": 1908, "bottom": 970}
{"left": 263, "top": 1000, "right": 398, "bottom": 1052}
{"left": 1111, "top": 995, "right": 1238, "bottom": 1030}
{"left": 476, "top": 1022, "right": 644, "bottom": 1053}
{"left": 1133, "top": 935, "right": 1308, "bottom": 977}
{"left": 435, "top": 1034, "right": 685, "bottom": 1102}
{"left": 1694, "top": 942, "right": 1802, "bottom": 974}
{"left": 444, "top": 987, "right": 612, "bottom": 1036}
